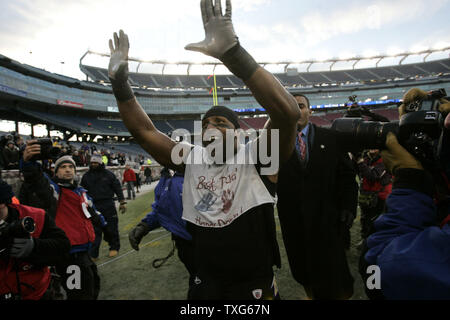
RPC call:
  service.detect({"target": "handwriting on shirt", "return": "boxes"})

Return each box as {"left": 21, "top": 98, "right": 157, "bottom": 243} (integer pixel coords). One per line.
{"left": 196, "top": 168, "right": 238, "bottom": 191}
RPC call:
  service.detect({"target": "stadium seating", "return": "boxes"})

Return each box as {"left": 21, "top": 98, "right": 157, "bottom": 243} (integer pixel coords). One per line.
{"left": 238, "top": 119, "right": 252, "bottom": 130}
{"left": 370, "top": 67, "right": 403, "bottom": 79}
{"left": 372, "top": 108, "right": 399, "bottom": 121}
{"left": 168, "top": 119, "right": 196, "bottom": 133}
{"left": 323, "top": 71, "right": 356, "bottom": 83}
{"left": 152, "top": 74, "right": 182, "bottom": 88}
{"left": 394, "top": 65, "right": 428, "bottom": 77}
{"left": 419, "top": 60, "right": 449, "bottom": 74}
{"left": 177, "top": 75, "right": 209, "bottom": 88}
{"left": 241, "top": 117, "right": 269, "bottom": 130}
{"left": 81, "top": 58, "right": 450, "bottom": 89}
{"left": 129, "top": 73, "right": 159, "bottom": 87}
{"left": 274, "top": 74, "right": 307, "bottom": 86}
{"left": 309, "top": 115, "right": 332, "bottom": 127}
{"left": 322, "top": 112, "right": 346, "bottom": 123}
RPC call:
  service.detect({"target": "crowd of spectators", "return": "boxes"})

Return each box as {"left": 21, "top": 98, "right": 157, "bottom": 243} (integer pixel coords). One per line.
{"left": 0, "top": 132, "right": 150, "bottom": 170}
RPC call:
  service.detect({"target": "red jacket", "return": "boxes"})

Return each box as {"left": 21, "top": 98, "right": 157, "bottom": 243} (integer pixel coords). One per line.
{"left": 55, "top": 188, "right": 96, "bottom": 247}
{"left": 0, "top": 204, "right": 51, "bottom": 300}
{"left": 359, "top": 156, "right": 392, "bottom": 200}
{"left": 123, "top": 169, "right": 136, "bottom": 182}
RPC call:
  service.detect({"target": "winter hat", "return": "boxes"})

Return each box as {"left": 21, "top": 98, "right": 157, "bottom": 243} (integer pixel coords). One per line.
{"left": 203, "top": 105, "right": 240, "bottom": 129}
{"left": 54, "top": 155, "right": 76, "bottom": 173}
{"left": 90, "top": 154, "right": 103, "bottom": 164}
{"left": 0, "top": 179, "right": 14, "bottom": 204}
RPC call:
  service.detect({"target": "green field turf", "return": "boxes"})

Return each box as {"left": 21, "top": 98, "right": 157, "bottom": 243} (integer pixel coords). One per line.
{"left": 96, "top": 187, "right": 369, "bottom": 300}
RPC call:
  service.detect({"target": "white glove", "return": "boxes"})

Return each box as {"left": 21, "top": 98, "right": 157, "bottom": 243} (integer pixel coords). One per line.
{"left": 108, "top": 29, "right": 130, "bottom": 82}
{"left": 185, "top": 0, "right": 238, "bottom": 60}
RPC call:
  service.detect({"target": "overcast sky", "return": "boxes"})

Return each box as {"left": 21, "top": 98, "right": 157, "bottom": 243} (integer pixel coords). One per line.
{"left": 0, "top": 0, "right": 449, "bottom": 80}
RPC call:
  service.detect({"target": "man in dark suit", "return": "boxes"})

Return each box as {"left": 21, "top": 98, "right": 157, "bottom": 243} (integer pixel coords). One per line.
{"left": 277, "top": 94, "right": 358, "bottom": 300}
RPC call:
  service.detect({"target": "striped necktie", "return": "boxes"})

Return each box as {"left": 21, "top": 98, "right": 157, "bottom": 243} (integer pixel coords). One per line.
{"left": 298, "top": 131, "right": 306, "bottom": 160}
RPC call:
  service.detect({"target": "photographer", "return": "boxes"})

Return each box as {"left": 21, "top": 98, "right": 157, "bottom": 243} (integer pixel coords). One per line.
{"left": 0, "top": 179, "right": 70, "bottom": 300}
{"left": 363, "top": 88, "right": 450, "bottom": 299}
{"left": 20, "top": 140, "right": 108, "bottom": 300}
{"left": 356, "top": 149, "right": 392, "bottom": 245}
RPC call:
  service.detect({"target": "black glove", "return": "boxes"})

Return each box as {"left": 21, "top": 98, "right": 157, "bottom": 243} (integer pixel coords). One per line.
{"left": 128, "top": 222, "right": 150, "bottom": 251}
{"left": 10, "top": 237, "right": 35, "bottom": 258}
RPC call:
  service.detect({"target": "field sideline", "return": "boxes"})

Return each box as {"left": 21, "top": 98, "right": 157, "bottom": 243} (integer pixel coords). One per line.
{"left": 96, "top": 184, "right": 369, "bottom": 300}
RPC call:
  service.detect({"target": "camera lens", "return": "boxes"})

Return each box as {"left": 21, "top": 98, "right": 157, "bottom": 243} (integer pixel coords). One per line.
{"left": 21, "top": 217, "right": 35, "bottom": 234}
{"left": 331, "top": 118, "right": 399, "bottom": 151}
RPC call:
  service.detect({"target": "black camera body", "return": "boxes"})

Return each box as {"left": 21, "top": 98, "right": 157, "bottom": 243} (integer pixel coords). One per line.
{"left": 30, "top": 138, "right": 61, "bottom": 161}
{"left": 0, "top": 217, "right": 35, "bottom": 257}
{"left": 332, "top": 89, "right": 447, "bottom": 165}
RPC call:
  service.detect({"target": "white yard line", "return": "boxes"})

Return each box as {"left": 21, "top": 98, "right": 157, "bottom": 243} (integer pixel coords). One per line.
{"left": 97, "top": 231, "right": 171, "bottom": 268}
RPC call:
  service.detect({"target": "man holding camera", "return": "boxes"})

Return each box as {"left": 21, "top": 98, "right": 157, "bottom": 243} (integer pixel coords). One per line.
{"left": 0, "top": 179, "right": 70, "bottom": 300}
{"left": 364, "top": 88, "right": 450, "bottom": 299}
{"left": 20, "top": 140, "right": 108, "bottom": 300}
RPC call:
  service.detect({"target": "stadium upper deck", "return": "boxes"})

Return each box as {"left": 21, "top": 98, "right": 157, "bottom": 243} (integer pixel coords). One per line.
{"left": 81, "top": 58, "right": 450, "bottom": 90}
{"left": 0, "top": 52, "right": 449, "bottom": 120}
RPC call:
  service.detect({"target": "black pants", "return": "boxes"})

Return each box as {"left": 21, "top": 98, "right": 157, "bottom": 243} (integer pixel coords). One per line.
{"left": 56, "top": 251, "right": 100, "bottom": 300}
{"left": 360, "top": 199, "right": 386, "bottom": 240}
{"left": 188, "top": 272, "right": 280, "bottom": 300}
{"left": 91, "top": 200, "right": 120, "bottom": 258}
{"left": 172, "top": 235, "right": 196, "bottom": 299}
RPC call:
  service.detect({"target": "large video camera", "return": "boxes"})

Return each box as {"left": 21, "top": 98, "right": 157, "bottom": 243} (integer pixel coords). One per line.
{"left": 30, "top": 138, "right": 61, "bottom": 161}
{"left": 0, "top": 217, "right": 35, "bottom": 258}
{"left": 332, "top": 89, "right": 447, "bottom": 167}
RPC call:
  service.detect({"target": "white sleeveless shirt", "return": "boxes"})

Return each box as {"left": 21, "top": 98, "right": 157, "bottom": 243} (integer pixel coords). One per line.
{"left": 182, "top": 144, "right": 276, "bottom": 228}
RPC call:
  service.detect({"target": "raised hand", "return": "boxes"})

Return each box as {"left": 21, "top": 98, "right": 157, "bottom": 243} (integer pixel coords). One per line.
{"left": 185, "top": 0, "right": 238, "bottom": 60}
{"left": 108, "top": 30, "right": 135, "bottom": 102}
{"left": 108, "top": 29, "right": 130, "bottom": 82}
{"left": 23, "top": 140, "right": 41, "bottom": 162}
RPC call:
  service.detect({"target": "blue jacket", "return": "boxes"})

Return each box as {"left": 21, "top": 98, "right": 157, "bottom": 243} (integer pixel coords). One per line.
{"left": 142, "top": 173, "right": 191, "bottom": 241}
{"left": 365, "top": 170, "right": 450, "bottom": 299}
